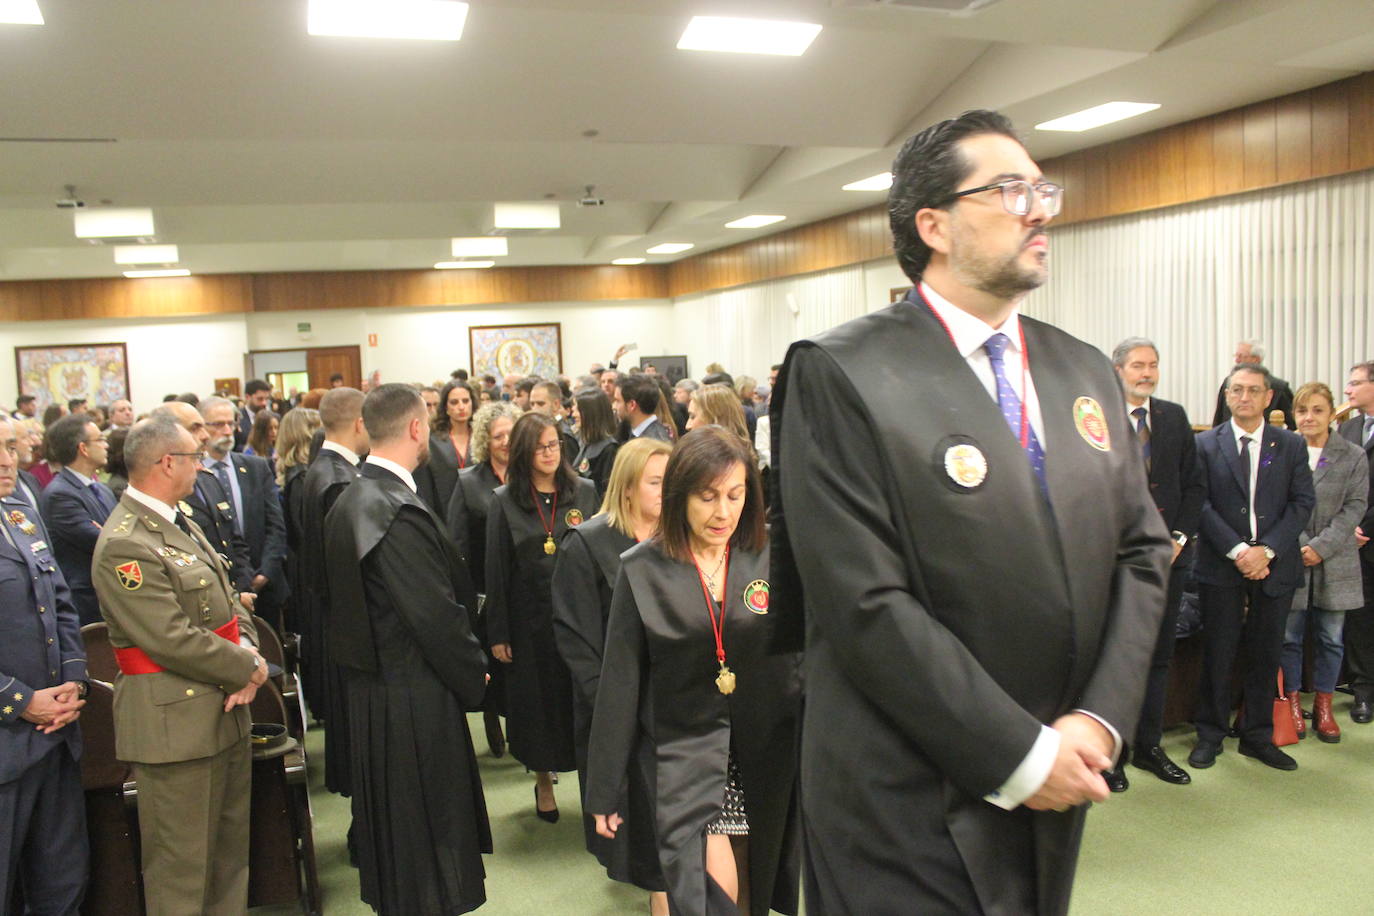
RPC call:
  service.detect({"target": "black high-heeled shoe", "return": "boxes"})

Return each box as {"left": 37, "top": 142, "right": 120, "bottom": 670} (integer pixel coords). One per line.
{"left": 534, "top": 785, "right": 559, "bottom": 823}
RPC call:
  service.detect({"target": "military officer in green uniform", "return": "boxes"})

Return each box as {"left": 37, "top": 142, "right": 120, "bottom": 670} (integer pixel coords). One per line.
{"left": 92, "top": 416, "right": 268, "bottom": 916}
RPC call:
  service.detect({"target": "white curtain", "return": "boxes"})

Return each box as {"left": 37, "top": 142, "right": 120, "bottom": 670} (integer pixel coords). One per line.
{"left": 1030, "top": 168, "right": 1374, "bottom": 424}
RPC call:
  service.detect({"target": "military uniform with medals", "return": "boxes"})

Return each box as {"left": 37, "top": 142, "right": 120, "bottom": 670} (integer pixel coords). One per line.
{"left": 0, "top": 497, "right": 90, "bottom": 913}
{"left": 92, "top": 492, "right": 261, "bottom": 916}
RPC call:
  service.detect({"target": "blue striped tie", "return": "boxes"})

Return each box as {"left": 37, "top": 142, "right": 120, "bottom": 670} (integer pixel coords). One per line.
{"left": 984, "top": 333, "right": 1046, "bottom": 490}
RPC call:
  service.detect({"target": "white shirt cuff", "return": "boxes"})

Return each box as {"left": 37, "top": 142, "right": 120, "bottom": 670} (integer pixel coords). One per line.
{"left": 1072, "top": 708, "right": 1123, "bottom": 765}
{"left": 984, "top": 725, "right": 1059, "bottom": 811}
{"left": 1226, "top": 542, "right": 1248, "bottom": 560}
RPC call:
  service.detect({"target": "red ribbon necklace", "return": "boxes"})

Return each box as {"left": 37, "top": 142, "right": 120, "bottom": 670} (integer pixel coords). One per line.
{"left": 531, "top": 482, "right": 558, "bottom": 555}
{"left": 693, "top": 546, "right": 736, "bottom": 695}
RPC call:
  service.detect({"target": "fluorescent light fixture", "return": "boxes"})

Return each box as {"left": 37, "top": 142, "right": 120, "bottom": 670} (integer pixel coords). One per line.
{"left": 1035, "top": 102, "right": 1161, "bottom": 132}
{"left": 842, "top": 172, "right": 892, "bottom": 192}
{"left": 435, "top": 260, "right": 495, "bottom": 269}
{"left": 123, "top": 269, "right": 190, "bottom": 279}
{"left": 113, "top": 244, "right": 179, "bottom": 265}
{"left": 493, "top": 202, "right": 560, "bottom": 230}
{"left": 611, "top": 258, "right": 646, "bottom": 266}
{"left": 73, "top": 208, "right": 156, "bottom": 239}
{"left": 0, "top": 0, "right": 42, "bottom": 24}
{"left": 646, "top": 243, "right": 694, "bottom": 255}
{"left": 725, "top": 214, "right": 786, "bottom": 229}
{"left": 450, "top": 237, "right": 508, "bottom": 257}
{"left": 677, "top": 16, "right": 821, "bottom": 56}
{"left": 308, "top": 0, "right": 468, "bottom": 41}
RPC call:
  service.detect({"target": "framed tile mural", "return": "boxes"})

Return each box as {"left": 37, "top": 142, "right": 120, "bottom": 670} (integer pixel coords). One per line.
{"left": 15, "top": 343, "right": 130, "bottom": 410}
{"left": 469, "top": 323, "right": 562, "bottom": 380}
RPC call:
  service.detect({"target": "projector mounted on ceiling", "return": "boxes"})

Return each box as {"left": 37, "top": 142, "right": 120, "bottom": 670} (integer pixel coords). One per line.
{"left": 832, "top": 0, "right": 1005, "bottom": 14}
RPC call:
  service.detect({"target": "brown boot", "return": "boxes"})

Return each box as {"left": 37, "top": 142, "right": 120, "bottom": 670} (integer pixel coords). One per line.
{"left": 1287, "top": 689, "right": 1306, "bottom": 739}
{"left": 1314, "top": 692, "right": 1342, "bottom": 743}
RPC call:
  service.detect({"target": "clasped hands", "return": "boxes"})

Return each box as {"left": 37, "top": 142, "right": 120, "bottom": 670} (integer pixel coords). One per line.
{"left": 1234, "top": 545, "right": 1271, "bottom": 580}
{"left": 223, "top": 653, "right": 270, "bottom": 712}
{"left": 19, "top": 682, "right": 85, "bottom": 734}
{"left": 1023, "top": 713, "right": 1114, "bottom": 813}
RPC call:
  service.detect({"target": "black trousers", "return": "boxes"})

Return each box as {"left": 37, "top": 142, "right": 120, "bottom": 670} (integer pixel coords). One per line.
{"left": 1194, "top": 581, "right": 1295, "bottom": 746}
{"left": 0, "top": 744, "right": 88, "bottom": 916}
{"left": 1342, "top": 561, "right": 1374, "bottom": 702}
{"left": 1133, "top": 555, "right": 1188, "bottom": 749}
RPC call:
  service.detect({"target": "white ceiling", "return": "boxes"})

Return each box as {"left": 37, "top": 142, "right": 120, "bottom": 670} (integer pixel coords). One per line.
{"left": 1, "top": 0, "right": 1371, "bottom": 280}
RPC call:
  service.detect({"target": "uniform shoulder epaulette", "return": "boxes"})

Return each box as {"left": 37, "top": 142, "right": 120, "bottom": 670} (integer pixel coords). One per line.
{"left": 107, "top": 511, "right": 137, "bottom": 539}
{"left": 196, "top": 466, "right": 215, "bottom": 474}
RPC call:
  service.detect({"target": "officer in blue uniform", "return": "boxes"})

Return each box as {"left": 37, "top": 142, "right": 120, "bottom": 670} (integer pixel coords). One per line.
{"left": 0, "top": 415, "right": 90, "bottom": 913}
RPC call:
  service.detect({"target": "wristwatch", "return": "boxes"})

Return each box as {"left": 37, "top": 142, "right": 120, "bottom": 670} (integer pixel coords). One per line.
{"left": 77, "top": 681, "right": 89, "bottom": 700}
{"left": 1260, "top": 545, "right": 1276, "bottom": 560}
{"left": 1171, "top": 530, "right": 1188, "bottom": 548}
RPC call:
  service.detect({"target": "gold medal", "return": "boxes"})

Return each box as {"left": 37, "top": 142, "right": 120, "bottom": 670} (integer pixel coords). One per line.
{"left": 544, "top": 535, "right": 556, "bottom": 555}
{"left": 716, "top": 663, "right": 736, "bottom": 695}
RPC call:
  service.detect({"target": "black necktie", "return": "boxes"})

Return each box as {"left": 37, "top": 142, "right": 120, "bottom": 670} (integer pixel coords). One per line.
{"left": 174, "top": 512, "right": 193, "bottom": 538}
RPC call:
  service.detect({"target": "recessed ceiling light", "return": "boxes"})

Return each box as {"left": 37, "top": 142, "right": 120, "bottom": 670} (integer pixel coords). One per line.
{"left": 842, "top": 173, "right": 892, "bottom": 192}
{"left": 74, "top": 208, "right": 156, "bottom": 239}
{"left": 725, "top": 215, "right": 786, "bottom": 229}
{"left": 123, "top": 269, "right": 190, "bottom": 279}
{"left": 646, "top": 243, "right": 694, "bottom": 255}
{"left": 435, "top": 260, "right": 495, "bottom": 269}
{"left": 493, "top": 202, "right": 561, "bottom": 229}
{"left": 611, "top": 258, "right": 646, "bottom": 266}
{"left": 0, "top": 0, "right": 42, "bottom": 24}
{"left": 451, "top": 237, "right": 508, "bottom": 257}
{"left": 308, "top": 0, "right": 468, "bottom": 41}
{"left": 1035, "top": 102, "right": 1161, "bottom": 132}
{"left": 677, "top": 16, "right": 821, "bottom": 56}
{"left": 113, "top": 244, "right": 179, "bottom": 265}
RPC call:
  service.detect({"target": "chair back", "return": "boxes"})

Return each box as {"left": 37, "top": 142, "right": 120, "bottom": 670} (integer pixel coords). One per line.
{"left": 81, "top": 622, "right": 120, "bottom": 685}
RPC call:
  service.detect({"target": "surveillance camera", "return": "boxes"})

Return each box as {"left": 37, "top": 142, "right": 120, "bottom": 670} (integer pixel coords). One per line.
{"left": 56, "top": 198, "right": 87, "bottom": 209}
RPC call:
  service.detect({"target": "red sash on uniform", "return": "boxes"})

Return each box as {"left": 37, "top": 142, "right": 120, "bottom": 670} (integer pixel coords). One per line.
{"left": 113, "top": 617, "right": 241, "bottom": 675}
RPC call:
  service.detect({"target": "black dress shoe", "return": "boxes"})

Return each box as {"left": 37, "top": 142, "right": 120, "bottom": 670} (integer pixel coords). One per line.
{"left": 1103, "top": 767, "right": 1129, "bottom": 792}
{"left": 1131, "top": 745, "right": 1191, "bottom": 785}
{"left": 1238, "top": 741, "right": 1298, "bottom": 771}
{"left": 1187, "top": 741, "right": 1222, "bottom": 769}
{"left": 1351, "top": 698, "right": 1373, "bottom": 724}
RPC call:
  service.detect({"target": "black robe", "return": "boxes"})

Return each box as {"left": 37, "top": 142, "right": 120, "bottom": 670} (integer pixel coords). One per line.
{"left": 299, "top": 446, "right": 360, "bottom": 794}
{"left": 551, "top": 515, "right": 664, "bottom": 892}
{"left": 447, "top": 461, "right": 507, "bottom": 717}
{"left": 572, "top": 437, "right": 619, "bottom": 501}
{"left": 416, "top": 431, "right": 472, "bottom": 524}
{"left": 585, "top": 541, "right": 802, "bottom": 916}
{"left": 281, "top": 462, "right": 307, "bottom": 635}
{"left": 484, "top": 477, "right": 600, "bottom": 772}
{"left": 324, "top": 462, "right": 490, "bottom": 915}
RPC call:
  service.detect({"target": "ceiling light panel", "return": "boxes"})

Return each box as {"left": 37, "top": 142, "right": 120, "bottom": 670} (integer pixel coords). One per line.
{"left": 843, "top": 173, "right": 892, "bottom": 192}
{"left": 308, "top": 0, "right": 468, "bottom": 41}
{"left": 647, "top": 243, "right": 694, "bottom": 255}
{"left": 493, "top": 202, "right": 560, "bottom": 229}
{"left": 0, "top": 0, "right": 42, "bottom": 25}
{"left": 113, "top": 244, "right": 178, "bottom": 264}
{"left": 611, "top": 258, "right": 646, "bottom": 266}
{"left": 677, "top": 16, "right": 822, "bottom": 56}
{"left": 435, "top": 260, "right": 495, "bottom": 269}
{"left": 123, "top": 269, "right": 189, "bottom": 279}
{"left": 450, "top": 237, "right": 508, "bottom": 257}
{"left": 1035, "top": 102, "right": 1161, "bottom": 132}
{"left": 73, "top": 208, "right": 156, "bottom": 239}
{"left": 725, "top": 215, "right": 786, "bottom": 229}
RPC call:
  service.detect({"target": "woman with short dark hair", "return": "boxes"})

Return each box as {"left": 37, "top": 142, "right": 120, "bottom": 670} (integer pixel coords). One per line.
{"left": 485, "top": 412, "right": 600, "bottom": 820}
{"left": 571, "top": 389, "right": 619, "bottom": 499}
{"left": 586, "top": 426, "right": 801, "bottom": 916}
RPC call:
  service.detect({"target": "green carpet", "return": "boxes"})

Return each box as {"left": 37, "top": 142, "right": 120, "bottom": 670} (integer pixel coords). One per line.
{"left": 257, "top": 699, "right": 1374, "bottom": 914}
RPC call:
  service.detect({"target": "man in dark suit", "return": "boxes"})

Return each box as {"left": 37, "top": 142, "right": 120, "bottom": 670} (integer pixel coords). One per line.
{"left": 235, "top": 379, "right": 272, "bottom": 452}
{"left": 612, "top": 376, "right": 672, "bottom": 443}
{"left": 1212, "top": 339, "right": 1295, "bottom": 429}
{"left": 1339, "top": 359, "right": 1374, "bottom": 723}
{"left": 1191, "top": 364, "right": 1314, "bottom": 771}
{"left": 772, "top": 110, "right": 1172, "bottom": 915}
{"left": 201, "top": 396, "right": 288, "bottom": 629}
{"left": 1101, "top": 338, "right": 1204, "bottom": 791}
{"left": 39, "top": 414, "right": 117, "bottom": 625}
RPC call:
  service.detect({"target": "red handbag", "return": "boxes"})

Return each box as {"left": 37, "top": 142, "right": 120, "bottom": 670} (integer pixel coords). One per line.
{"left": 1231, "top": 668, "right": 1299, "bottom": 747}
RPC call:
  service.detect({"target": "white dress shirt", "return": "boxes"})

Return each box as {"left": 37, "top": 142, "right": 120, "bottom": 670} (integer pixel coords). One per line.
{"left": 1228, "top": 419, "right": 1263, "bottom": 549}
{"left": 364, "top": 455, "right": 416, "bottom": 493}
{"left": 320, "top": 440, "right": 360, "bottom": 466}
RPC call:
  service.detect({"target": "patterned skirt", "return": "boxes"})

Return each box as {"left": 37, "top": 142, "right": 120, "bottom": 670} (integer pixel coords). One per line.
{"left": 705, "top": 751, "right": 749, "bottom": 836}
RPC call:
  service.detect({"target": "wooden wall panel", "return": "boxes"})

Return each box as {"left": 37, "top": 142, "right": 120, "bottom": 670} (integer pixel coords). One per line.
{"left": 1211, "top": 108, "right": 1248, "bottom": 196}
{"left": 1274, "top": 93, "right": 1312, "bottom": 185}
{"left": 0, "top": 274, "right": 251, "bottom": 323}
{"left": 1242, "top": 100, "right": 1278, "bottom": 189}
{"left": 1348, "top": 71, "right": 1374, "bottom": 172}
{"left": 1309, "top": 79, "right": 1350, "bottom": 175}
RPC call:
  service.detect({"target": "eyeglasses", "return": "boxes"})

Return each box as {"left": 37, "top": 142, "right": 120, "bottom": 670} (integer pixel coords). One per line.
{"left": 532, "top": 442, "right": 562, "bottom": 455}
{"left": 204, "top": 420, "right": 235, "bottom": 430}
{"left": 1227, "top": 385, "right": 1267, "bottom": 398}
{"left": 166, "top": 450, "right": 206, "bottom": 461}
{"left": 943, "top": 179, "right": 1063, "bottom": 217}
{"left": 84, "top": 435, "right": 108, "bottom": 444}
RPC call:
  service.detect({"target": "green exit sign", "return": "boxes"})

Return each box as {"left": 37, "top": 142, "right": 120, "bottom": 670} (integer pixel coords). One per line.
{"left": 297, "top": 322, "right": 312, "bottom": 333}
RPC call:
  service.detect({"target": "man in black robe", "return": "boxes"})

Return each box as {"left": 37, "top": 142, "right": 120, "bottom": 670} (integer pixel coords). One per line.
{"left": 324, "top": 383, "right": 490, "bottom": 915}
{"left": 771, "top": 110, "right": 1172, "bottom": 915}
{"left": 299, "top": 387, "right": 366, "bottom": 795}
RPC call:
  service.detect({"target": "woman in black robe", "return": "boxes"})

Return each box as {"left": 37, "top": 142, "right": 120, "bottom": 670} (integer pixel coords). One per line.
{"left": 276, "top": 406, "right": 320, "bottom": 637}
{"left": 486, "top": 411, "right": 600, "bottom": 820}
{"left": 415, "top": 379, "right": 478, "bottom": 523}
{"left": 586, "top": 426, "right": 802, "bottom": 916}
{"left": 552, "top": 437, "right": 672, "bottom": 913}
{"left": 571, "top": 388, "right": 620, "bottom": 499}
{"left": 447, "top": 401, "right": 521, "bottom": 756}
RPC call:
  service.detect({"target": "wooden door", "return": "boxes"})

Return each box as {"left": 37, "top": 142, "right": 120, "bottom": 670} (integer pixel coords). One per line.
{"left": 305, "top": 346, "right": 362, "bottom": 390}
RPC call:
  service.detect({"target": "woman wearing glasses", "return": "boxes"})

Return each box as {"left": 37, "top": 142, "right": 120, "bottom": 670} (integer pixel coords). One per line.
{"left": 485, "top": 412, "right": 599, "bottom": 820}
{"left": 552, "top": 437, "right": 672, "bottom": 913}
{"left": 586, "top": 426, "right": 801, "bottom": 916}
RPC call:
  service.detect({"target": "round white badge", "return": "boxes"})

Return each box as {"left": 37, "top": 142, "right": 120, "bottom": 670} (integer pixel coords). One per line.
{"left": 944, "top": 443, "right": 988, "bottom": 488}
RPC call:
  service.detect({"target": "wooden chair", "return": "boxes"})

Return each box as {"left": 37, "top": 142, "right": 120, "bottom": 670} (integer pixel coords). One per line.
{"left": 78, "top": 680, "right": 144, "bottom": 916}
{"left": 247, "top": 679, "right": 321, "bottom": 914}
{"left": 80, "top": 622, "right": 119, "bottom": 685}
{"left": 254, "top": 614, "right": 306, "bottom": 741}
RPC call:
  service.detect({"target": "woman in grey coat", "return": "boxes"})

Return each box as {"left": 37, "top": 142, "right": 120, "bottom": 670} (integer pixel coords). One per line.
{"left": 1282, "top": 382, "right": 1369, "bottom": 742}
